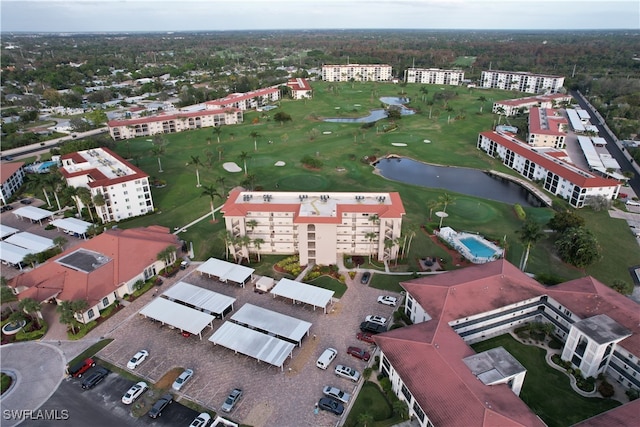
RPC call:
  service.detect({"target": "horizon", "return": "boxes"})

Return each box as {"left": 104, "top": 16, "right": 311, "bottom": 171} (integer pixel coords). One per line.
{"left": 1, "top": 0, "right": 638, "bottom": 33}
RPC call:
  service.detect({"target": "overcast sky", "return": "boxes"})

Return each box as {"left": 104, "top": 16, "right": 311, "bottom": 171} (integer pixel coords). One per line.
{"left": 1, "top": 0, "right": 638, "bottom": 33}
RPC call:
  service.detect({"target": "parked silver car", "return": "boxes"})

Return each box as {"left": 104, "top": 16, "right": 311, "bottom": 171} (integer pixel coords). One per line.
{"left": 221, "top": 388, "right": 243, "bottom": 412}
{"left": 172, "top": 368, "right": 194, "bottom": 391}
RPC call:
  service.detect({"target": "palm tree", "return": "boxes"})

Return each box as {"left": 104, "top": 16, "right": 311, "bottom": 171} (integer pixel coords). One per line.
{"left": 216, "top": 176, "right": 227, "bottom": 196}
{"left": 223, "top": 230, "right": 234, "bottom": 260}
{"left": 71, "top": 300, "right": 89, "bottom": 325}
{"left": 357, "top": 412, "right": 374, "bottom": 427}
{"left": 518, "top": 220, "right": 545, "bottom": 271}
{"left": 18, "top": 297, "right": 42, "bottom": 328}
{"left": 44, "top": 171, "right": 63, "bottom": 211}
{"left": 427, "top": 199, "right": 439, "bottom": 222}
{"left": 437, "top": 193, "right": 455, "bottom": 228}
{"left": 189, "top": 155, "right": 203, "bottom": 187}
{"left": 22, "top": 253, "right": 38, "bottom": 269}
{"left": 76, "top": 187, "right": 94, "bottom": 221}
{"left": 252, "top": 238, "right": 264, "bottom": 262}
{"left": 239, "top": 151, "right": 251, "bottom": 176}
{"left": 245, "top": 219, "right": 258, "bottom": 234}
{"left": 242, "top": 174, "right": 256, "bottom": 191}
{"left": 150, "top": 145, "right": 164, "bottom": 172}
{"left": 239, "top": 235, "right": 251, "bottom": 263}
{"left": 212, "top": 125, "right": 222, "bottom": 143}
{"left": 53, "top": 236, "right": 67, "bottom": 250}
{"left": 201, "top": 185, "right": 221, "bottom": 221}
{"left": 383, "top": 238, "right": 394, "bottom": 261}
{"left": 57, "top": 301, "right": 78, "bottom": 334}
{"left": 365, "top": 231, "right": 377, "bottom": 263}
{"left": 62, "top": 185, "right": 83, "bottom": 218}
{"left": 249, "top": 131, "right": 260, "bottom": 152}
{"left": 217, "top": 145, "right": 224, "bottom": 162}
{"left": 28, "top": 173, "right": 51, "bottom": 207}
{"left": 92, "top": 193, "right": 105, "bottom": 222}
{"left": 394, "top": 236, "right": 403, "bottom": 265}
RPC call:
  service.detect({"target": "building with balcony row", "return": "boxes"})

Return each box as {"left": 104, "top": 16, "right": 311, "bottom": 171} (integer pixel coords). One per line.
{"left": 220, "top": 190, "right": 405, "bottom": 266}
{"left": 404, "top": 68, "right": 464, "bottom": 86}
{"left": 492, "top": 93, "right": 573, "bottom": 117}
{"left": 527, "top": 107, "right": 569, "bottom": 149}
{"left": 60, "top": 147, "right": 154, "bottom": 223}
{"left": 1, "top": 161, "right": 25, "bottom": 205}
{"left": 321, "top": 64, "right": 393, "bottom": 82}
{"left": 481, "top": 70, "right": 565, "bottom": 94}
{"left": 375, "top": 259, "right": 639, "bottom": 427}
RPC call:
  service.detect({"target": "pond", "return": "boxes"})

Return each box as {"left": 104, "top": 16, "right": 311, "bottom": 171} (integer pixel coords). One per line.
{"left": 374, "top": 157, "right": 544, "bottom": 207}
{"left": 324, "top": 97, "right": 415, "bottom": 123}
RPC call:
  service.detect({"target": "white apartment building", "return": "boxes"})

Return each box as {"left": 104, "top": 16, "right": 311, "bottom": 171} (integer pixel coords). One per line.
{"left": 374, "top": 260, "right": 640, "bottom": 427}
{"left": 527, "top": 107, "right": 568, "bottom": 148}
{"left": 493, "top": 93, "right": 573, "bottom": 116}
{"left": 108, "top": 108, "right": 243, "bottom": 140}
{"left": 1, "top": 162, "right": 25, "bottom": 205}
{"left": 481, "top": 70, "right": 565, "bottom": 94}
{"left": 286, "top": 78, "right": 313, "bottom": 100}
{"left": 220, "top": 190, "right": 405, "bottom": 266}
{"left": 321, "top": 64, "right": 393, "bottom": 82}
{"left": 204, "top": 87, "right": 281, "bottom": 111}
{"left": 477, "top": 131, "right": 620, "bottom": 207}
{"left": 404, "top": 68, "right": 464, "bottom": 85}
{"left": 60, "top": 147, "right": 154, "bottom": 223}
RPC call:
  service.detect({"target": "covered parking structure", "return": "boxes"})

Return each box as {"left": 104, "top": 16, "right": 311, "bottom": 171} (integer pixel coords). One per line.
{"left": 5, "top": 232, "right": 55, "bottom": 253}
{"left": 208, "top": 321, "right": 295, "bottom": 371}
{"left": 50, "top": 218, "right": 92, "bottom": 239}
{"left": 139, "top": 297, "right": 215, "bottom": 340}
{"left": 13, "top": 206, "right": 54, "bottom": 225}
{"left": 0, "top": 224, "right": 19, "bottom": 240}
{"left": 270, "top": 278, "right": 335, "bottom": 313}
{"left": 197, "top": 257, "right": 255, "bottom": 287}
{"left": 0, "top": 241, "right": 33, "bottom": 269}
{"left": 162, "top": 281, "right": 236, "bottom": 318}
{"left": 230, "top": 304, "right": 312, "bottom": 346}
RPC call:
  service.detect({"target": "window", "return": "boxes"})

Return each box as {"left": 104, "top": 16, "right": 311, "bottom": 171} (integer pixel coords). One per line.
{"left": 87, "top": 309, "right": 95, "bottom": 319}
{"left": 401, "top": 384, "right": 412, "bottom": 401}
{"left": 102, "top": 297, "right": 109, "bottom": 307}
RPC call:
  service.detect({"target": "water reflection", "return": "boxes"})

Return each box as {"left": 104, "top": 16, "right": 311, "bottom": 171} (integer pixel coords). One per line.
{"left": 374, "top": 157, "right": 543, "bottom": 207}
{"left": 324, "top": 97, "right": 415, "bottom": 123}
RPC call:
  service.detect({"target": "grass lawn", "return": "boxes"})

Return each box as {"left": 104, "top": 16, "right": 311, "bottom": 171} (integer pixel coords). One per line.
{"left": 106, "top": 81, "right": 637, "bottom": 288}
{"left": 344, "top": 381, "right": 401, "bottom": 427}
{"left": 68, "top": 338, "right": 114, "bottom": 367}
{"left": 472, "top": 334, "right": 620, "bottom": 427}
{"left": 304, "top": 275, "right": 347, "bottom": 298}
{"left": 1, "top": 373, "right": 12, "bottom": 394}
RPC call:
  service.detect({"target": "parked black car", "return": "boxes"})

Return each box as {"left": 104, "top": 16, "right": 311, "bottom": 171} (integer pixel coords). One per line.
{"left": 360, "top": 272, "right": 371, "bottom": 284}
{"left": 19, "top": 199, "right": 32, "bottom": 205}
{"left": 148, "top": 393, "right": 173, "bottom": 418}
{"left": 0, "top": 205, "right": 13, "bottom": 212}
{"left": 81, "top": 366, "right": 109, "bottom": 389}
{"left": 318, "top": 397, "right": 344, "bottom": 415}
{"left": 359, "top": 321, "right": 387, "bottom": 335}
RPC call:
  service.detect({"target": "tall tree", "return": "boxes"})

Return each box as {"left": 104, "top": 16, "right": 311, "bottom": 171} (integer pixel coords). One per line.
{"left": 239, "top": 151, "right": 251, "bottom": 176}
{"left": 216, "top": 176, "right": 227, "bottom": 196}
{"left": 249, "top": 131, "right": 260, "bottom": 152}
{"left": 76, "top": 187, "right": 94, "bottom": 221}
{"left": 53, "top": 236, "right": 67, "bottom": 250}
{"left": 427, "top": 199, "right": 439, "bottom": 222}
{"left": 245, "top": 219, "right": 258, "bottom": 234}
{"left": 150, "top": 145, "right": 165, "bottom": 173}
{"left": 239, "top": 235, "right": 252, "bottom": 263}
{"left": 57, "top": 301, "right": 77, "bottom": 334}
{"left": 18, "top": 297, "right": 42, "bottom": 328}
{"left": 92, "top": 193, "right": 105, "bottom": 221}
{"left": 212, "top": 125, "right": 222, "bottom": 143}
{"left": 437, "top": 193, "right": 455, "bottom": 228}
{"left": 252, "top": 237, "right": 264, "bottom": 262}
{"left": 555, "top": 227, "right": 600, "bottom": 268}
{"left": 517, "top": 220, "right": 545, "bottom": 271}
{"left": 548, "top": 210, "right": 585, "bottom": 233}
{"left": 201, "top": 185, "right": 221, "bottom": 221}
{"left": 44, "top": 171, "right": 63, "bottom": 211}
{"left": 365, "top": 231, "right": 378, "bottom": 263}
{"left": 189, "top": 155, "right": 203, "bottom": 187}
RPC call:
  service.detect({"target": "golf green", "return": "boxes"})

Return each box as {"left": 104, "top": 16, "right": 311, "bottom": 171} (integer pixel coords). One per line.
{"left": 278, "top": 174, "right": 329, "bottom": 191}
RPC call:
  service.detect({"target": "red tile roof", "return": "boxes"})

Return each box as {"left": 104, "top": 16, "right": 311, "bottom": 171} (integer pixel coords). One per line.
{"left": 528, "top": 107, "right": 567, "bottom": 136}
{"left": 10, "top": 226, "right": 179, "bottom": 307}
{"left": 60, "top": 147, "right": 149, "bottom": 188}
{"left": 221, "top": 189, "right": 405, "bottom": 224}
{"left": 481, "top": 131, "right": 619, "bottom": 188}
{"left": 286, "top": 78, "right": 312, "bottom": 91}
{"left": 107, "top": 107, "right": 239, "bottom": 127}
{"left": 375, "top": 259, "right": 639, "bottom": 426}
{"left": 205, "top": 87, "right": 279, "bottom": 108}
{"left": 573, "top": 398, "right": 640, "bottom": 426}
{"left": 1, "top": 162, "right": 24, "bottom": 182}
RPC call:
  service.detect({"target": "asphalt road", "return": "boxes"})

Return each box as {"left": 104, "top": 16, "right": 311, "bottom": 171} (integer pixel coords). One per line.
{"left": 0, "top": 127, "right": 109, "bottom": 160}
{"left": 18, "top": 369, "right": 200, "bottom": 427}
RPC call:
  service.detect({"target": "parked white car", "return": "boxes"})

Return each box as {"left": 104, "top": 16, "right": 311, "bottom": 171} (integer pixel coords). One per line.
{"left": 334, "top": 365, "right": 361, "bottom": 382}
{"left": 377, "top": 295, "right": 398, "bottom": 306}
{"left": 172, "top": 368, "right": 194, "bottom": 391}
{"left": 126, "top": 350, "right": 149, "bottom": 369}
{"left": 322, "top": 386, "right": 352, "bottom": 403}
{"left": 189, "top": 412, "right": 211, "bottom": 427}
{"left": 365, "top": 315, "right": 387, "bottom": 326}
{"left": 122, "top": 381, "right": 148, "bottom": 405}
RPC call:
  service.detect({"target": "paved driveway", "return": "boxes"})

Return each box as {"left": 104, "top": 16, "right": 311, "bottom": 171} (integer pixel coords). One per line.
{"left": 96, "top": 269, "right": 400, "bottom": 427}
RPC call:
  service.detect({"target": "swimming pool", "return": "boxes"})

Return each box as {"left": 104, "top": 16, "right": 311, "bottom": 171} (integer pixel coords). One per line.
{"left": 36, "top": 161, "right": 59, "bottom": 172}
{"left": 459, "top": 237, "right": 498, "bottom": 258}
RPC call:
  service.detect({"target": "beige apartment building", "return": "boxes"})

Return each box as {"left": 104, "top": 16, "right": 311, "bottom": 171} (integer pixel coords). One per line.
{"left": 221, "top": 190, "right": 405, "bottom": 266}
{"left": 322, "top": 64, "right": 393, "bottom": 82}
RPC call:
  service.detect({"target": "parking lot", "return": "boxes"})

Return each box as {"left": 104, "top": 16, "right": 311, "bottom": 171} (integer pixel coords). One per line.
{"left": 96, "top": 268, "right": 400, "bottom": 426}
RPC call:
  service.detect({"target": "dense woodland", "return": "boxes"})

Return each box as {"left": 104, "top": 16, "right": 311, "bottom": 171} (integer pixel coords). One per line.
{"left": 1, "top": 30, "right": 639, "bottom": 140}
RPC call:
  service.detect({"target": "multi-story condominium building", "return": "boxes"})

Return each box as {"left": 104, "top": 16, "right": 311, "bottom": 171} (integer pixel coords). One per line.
{"left": 204, "top": 87, "right": 281, "bottom": 111}
{"left": 321, "top": 64, "right": 393, "bottom": 82}
{"left": 477, "top": 131, "right": 620, "bottom": 207}
{"left": 527, "top": 107, "right": 568, "bottom": 148}
{"left": 481, "top": 70, "right": 565, "bottom": 94}
{"left": 10, "top": 225, "right": 180, "bottom": 324}
{"left": 220, "top": 190, "right": 405, "bottom": 266}
{"left": 60, "top": 147, "right": 154, "bottom": 223}
{"left": 108, "top": 108, "right": 243, "bottom": 140}
{"left": 404, "top": 68, "right": 464, "bottom": 85}
{"left": 286, "top": 78, "right": 313, "bottom": 100}
{"left": 375, "top": 259, "right": 639, "bottom": 427}
{"left": 1, "top": 162, "right": 25, "bottom": 205}
{"left": 492, "top": 93, "right": 573, "bottom": 116}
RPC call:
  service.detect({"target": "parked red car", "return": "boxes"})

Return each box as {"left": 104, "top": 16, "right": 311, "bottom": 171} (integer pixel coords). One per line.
{"left": 67, "top": 358, "right": 96, "bottom": 378}
{"left": 347, "top": 346, "right": 371, "bottom": 361}
{"left": 356, "top": 332, "right": 376, "bottom": 344}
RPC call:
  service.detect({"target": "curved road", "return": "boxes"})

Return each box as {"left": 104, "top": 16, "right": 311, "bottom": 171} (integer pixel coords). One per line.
{"left": 0, "top": 128, "right": 109, "bottom": 161}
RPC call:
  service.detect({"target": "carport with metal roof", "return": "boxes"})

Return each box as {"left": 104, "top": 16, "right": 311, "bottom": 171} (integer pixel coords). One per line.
{"left": 0, "top": 224, "right": 19, "bottom": 240}
{"left": 12, "top": 206, "right": 54, "bottom": 225}
{"left": 208, "top": 321, "right": 295, "bottom": 371}
{"left": 50, "top": 218, "right": 92, "bottom": 239}
{"left": 0, "top": 241, "right": 33, "bottom": 269}
{"left": 197, "top": 257, "right": 255, "bottom": 287}
{"left": 161, "top": 281, "right": 236, "bottom": 318}
{"left": 230, "top": 303, "right": 312, "bottom": 346}
{"left": 139, "top": 297, "right": 215, "bottom": 340}
{"left": 270, "top": 278, "right": 335, "bottom": 313}
{"left": 5, "top": 232, "right": 55, "bottom": 253}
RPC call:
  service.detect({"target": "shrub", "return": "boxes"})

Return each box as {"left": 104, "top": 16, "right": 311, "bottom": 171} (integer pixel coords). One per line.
{"left": 362, "top": 367, "right": 372, "bottom": 379}
{"left": 598, "top": 380, "right": 615, "bottom": 398}
{"left": 379, "top": 377, "right": 392, "bottom": 394}
{"left": 301, "top": 155, "right": 323, "bottom": 169}
{"left": 513, "top": 204, "right": 526, "bottom": 220}
{"left": 626, "top": 388, "right": 639, "bottom": 401}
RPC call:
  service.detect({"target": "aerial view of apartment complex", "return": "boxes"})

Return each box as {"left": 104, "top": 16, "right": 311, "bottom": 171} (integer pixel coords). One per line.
{"left": 404, "top": 67, "right": 464, "bottom": 85}
{"left": 492, "top": 93, "right": 573, "bottom": 116}
{"left": 527, "top": 106, "right": 569, "bottom": 148}
{"left": 221, "top": 190, "right": 405, "bottom": 266}
{"left": 60, "top": 147, "right": 154, "bottom": 222}
{"left": 321, "top": 64, "right": 393, "bottom": 82}
{"left": 481, "top": 70, "right": 565, "bottom": 93}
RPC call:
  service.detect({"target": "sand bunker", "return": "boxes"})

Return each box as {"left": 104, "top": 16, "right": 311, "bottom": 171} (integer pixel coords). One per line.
{"left": 223, "top": 162, "right": 242, "bottom": 173}
{"left": 274, "top": 161, "right": 286, "bottom": 167}
{"left": 424, "top": 139, "right": 431, "bottom": 143}
{"left": 322, "top": 131, "right": 332, "bottom": 135}
{"left": 391, "top": 143, "right": 408, "bottom": 147}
